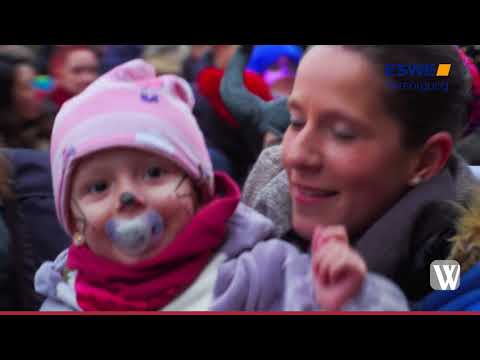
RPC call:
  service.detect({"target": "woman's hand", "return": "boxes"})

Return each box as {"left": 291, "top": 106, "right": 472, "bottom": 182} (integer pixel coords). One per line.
{"left": 311, "top": 225, "right": 367, "bottom": 311}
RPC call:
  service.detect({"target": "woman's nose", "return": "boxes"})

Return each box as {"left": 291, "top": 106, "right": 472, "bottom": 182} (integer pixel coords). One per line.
{"left": 285, "top": 126, "right": 324, "bottom": 171}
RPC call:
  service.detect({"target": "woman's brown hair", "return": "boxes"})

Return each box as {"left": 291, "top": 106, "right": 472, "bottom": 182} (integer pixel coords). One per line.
{"left": 341, "top": 45, "right": 472, "bottom": 149}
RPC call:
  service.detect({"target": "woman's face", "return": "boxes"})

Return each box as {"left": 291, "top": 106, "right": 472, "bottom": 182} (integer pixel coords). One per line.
{"left": 59, "top": 49, "right": 99, "bottom": 95}
{"left": 282, "top": 46, "right": 419, "bottom": 241}
{"left": 13, "top": 64, "right": 41, "bottom": 121}
{"left": 70, "top": 148, "right": 198, "bottom": 265}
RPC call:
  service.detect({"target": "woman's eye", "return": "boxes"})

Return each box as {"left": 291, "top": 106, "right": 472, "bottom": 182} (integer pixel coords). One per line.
{"left": 87, "top": 181, "right": 108, "bottom": 194}
{"left": 145, "top": 166, "right": 164, "bottom": 180}
{"left": 331, "top": 126, "right": 357, "bottom": 141}
{"left": 289, "top": 117, "right": 305, "bottom": 130}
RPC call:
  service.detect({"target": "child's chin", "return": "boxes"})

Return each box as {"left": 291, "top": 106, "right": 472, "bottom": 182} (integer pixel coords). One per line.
{"left": 111, "top": 242, "right": 166, "bottom": 265}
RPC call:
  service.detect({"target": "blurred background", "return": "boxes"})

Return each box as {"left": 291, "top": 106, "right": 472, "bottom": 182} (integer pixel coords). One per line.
{"left": 0, "top": 44, "right": 478, "bottom": 182}
{"left": 0, "top": 44, "right": 312, "bottom": 184}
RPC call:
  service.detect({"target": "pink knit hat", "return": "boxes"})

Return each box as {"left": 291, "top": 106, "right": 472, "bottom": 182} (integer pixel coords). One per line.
{"left": 50, "top": 59, "right": 214, "bottom": 235}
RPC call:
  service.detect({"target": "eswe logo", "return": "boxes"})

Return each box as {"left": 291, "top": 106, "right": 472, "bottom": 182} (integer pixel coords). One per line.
{"left": 430, "top": 260, "right": 461, "bottom": 291}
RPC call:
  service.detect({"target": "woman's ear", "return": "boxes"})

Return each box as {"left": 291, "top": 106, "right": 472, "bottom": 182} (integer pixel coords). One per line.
{"left": 408, "top": 132, "right": 453, "bottom": 186}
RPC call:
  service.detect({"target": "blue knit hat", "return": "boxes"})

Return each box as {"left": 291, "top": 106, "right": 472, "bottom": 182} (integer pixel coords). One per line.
{"left": 247, "top": 45, "right": 303, "bottom": 74}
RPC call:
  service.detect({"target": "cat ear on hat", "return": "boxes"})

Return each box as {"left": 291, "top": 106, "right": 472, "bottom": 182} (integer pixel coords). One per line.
{"left": 157, "top": 74, "right": 195, "bottom": 110}
{"left": 98, "top": 60, "right": 195, "bottom": 110}
{"left": 106, "top": 59, "right": 157, "bottom": 83}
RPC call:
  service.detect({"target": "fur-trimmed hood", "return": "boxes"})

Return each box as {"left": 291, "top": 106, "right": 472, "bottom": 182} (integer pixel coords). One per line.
{"left": 448, "top": 186, "right": 480, "bottom": 273}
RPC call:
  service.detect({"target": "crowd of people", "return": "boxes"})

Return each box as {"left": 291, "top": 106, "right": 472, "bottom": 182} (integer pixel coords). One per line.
{"left": 1, "top": 44, "right": 480, "bottom": 312}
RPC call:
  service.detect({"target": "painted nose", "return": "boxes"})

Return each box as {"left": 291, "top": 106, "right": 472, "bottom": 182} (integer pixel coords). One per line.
{"left": 120, "top": 192, "right": 137, "bottom": 207}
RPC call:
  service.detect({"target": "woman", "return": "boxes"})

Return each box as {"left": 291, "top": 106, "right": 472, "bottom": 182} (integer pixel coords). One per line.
{"left": 242, "top": 45, "right": 478, "bottom": 303}
{"left": 47, "top": 46, "right": 99, "bottom": 111}
{"left": 0, "top": 54, "right": 54, "bottom": 150}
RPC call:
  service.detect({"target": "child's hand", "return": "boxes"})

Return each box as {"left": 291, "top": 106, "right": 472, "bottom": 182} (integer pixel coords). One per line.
{"left": 311, "top": 225, "right": 367, "bottom": 311}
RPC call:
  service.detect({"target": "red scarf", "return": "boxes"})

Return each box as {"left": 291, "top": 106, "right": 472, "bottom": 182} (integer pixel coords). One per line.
{"left": 67, "top": 172, "right": 240, "bottom": 311}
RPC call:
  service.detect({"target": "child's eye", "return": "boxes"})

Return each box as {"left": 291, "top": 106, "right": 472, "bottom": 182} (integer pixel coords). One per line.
{"left": 87, "top": 181, "right": 108, "bottom": 194}
{"left": 145, "top": 166, "right": 164, "bottom": 180}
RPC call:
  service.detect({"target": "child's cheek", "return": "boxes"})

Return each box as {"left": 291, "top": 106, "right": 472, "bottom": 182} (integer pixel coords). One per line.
{"left": 78, "top": 199, "right": 115, "bottom": 242}
{"left": 147, "top": 185, "right": 195, "bottom": 220}
{"left": 145, "top": 183, "right": 197, "bottom": 243}
{"left": 147, "top": 176, "right": 197, "bottom": 214}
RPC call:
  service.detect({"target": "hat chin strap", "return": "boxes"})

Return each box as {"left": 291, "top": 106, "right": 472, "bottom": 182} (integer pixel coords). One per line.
{"left": 105, "top": 210, "right": 164, "bottom": 257}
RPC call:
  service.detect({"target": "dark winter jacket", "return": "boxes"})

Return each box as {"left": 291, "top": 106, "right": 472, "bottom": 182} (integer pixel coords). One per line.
{"left": 0, "top": 148, "right": 70, "bottom": 310}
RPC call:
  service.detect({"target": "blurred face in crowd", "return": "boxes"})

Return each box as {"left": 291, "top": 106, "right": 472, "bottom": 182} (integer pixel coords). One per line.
{"left": 282, "top": 46, "right": 421, "bottom": 241}
{"left": 59, "top": 49, "right": 99, "bottom": 95}
{"left": 264, "top": 56, "right": 298, "bottom": 98}
{"left": 70, "top": 148, "right": 199, "bottom": 265}
{"left": 13, "top": 63, "right": 41, "bottom": 121}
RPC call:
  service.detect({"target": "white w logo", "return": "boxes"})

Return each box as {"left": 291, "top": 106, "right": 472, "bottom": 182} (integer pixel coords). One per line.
{"left": 430, "top": 261, "right": 461, "bottom": 291}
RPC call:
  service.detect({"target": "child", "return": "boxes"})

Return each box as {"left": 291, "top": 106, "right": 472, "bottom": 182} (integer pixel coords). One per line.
{"left": 35, "top": 60, "right": 408, "bottom": 311}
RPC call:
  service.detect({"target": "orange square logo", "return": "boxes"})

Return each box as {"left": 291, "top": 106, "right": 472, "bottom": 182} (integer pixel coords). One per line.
{"left": 436, "top": 64, "right": 451, "bottom": 77}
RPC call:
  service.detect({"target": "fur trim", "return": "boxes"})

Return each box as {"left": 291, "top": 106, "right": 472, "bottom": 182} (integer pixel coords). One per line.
{"left": 449, "top": 185, "right": 480, "bottom": 272}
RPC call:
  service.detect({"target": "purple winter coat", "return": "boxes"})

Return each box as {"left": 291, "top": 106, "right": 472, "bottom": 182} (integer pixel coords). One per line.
{"left": 35, "top": 203, "right": 408, "bottom": 311}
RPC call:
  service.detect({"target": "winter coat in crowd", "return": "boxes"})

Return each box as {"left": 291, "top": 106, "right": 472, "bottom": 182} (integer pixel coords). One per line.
{"left": 242, "top": 145, "right": 480, "bottom": 303}
{"left": 36, "top": 173, "right": 408, "bottom": 311}
{"left": 0, "top": 149, "right": 70, "bottom": 310}
{"left": 416, "top": 185, "right": 480, "bottom": 310}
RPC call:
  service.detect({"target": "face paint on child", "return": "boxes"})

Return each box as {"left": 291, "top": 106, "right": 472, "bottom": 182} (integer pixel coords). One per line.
{"left": 69, "top": 148, "right": 199, "bottom": 264}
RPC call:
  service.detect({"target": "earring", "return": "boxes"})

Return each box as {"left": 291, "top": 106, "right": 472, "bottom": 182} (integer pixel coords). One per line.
{"left": 410, "top": 176, "right": 422, "bottom": 186}
{"left": 73, "top": 232, "right": 85, "bottom": 246}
